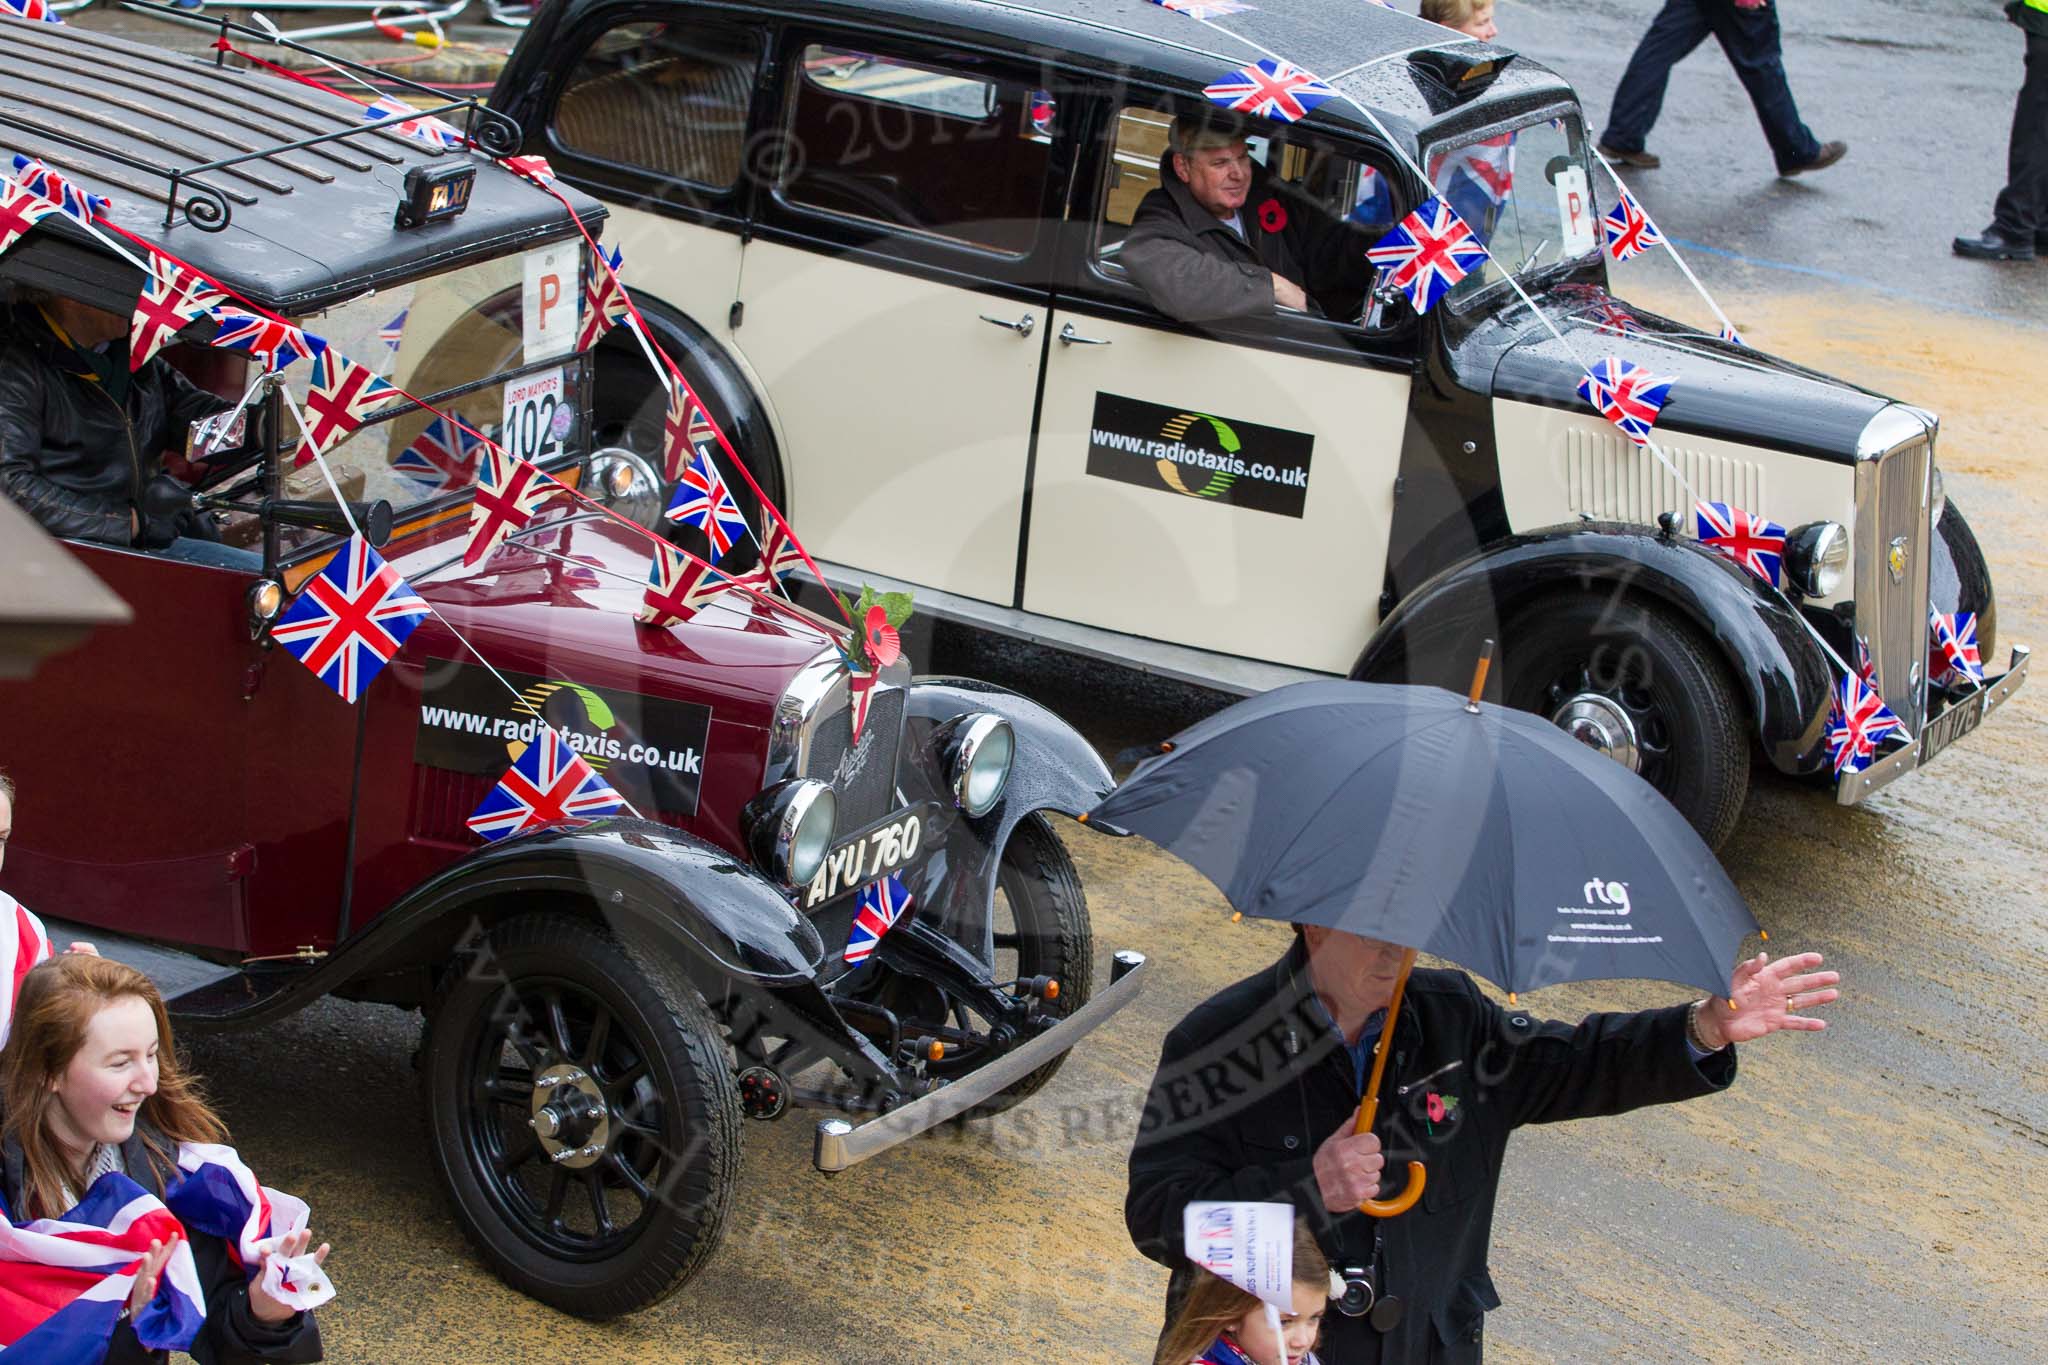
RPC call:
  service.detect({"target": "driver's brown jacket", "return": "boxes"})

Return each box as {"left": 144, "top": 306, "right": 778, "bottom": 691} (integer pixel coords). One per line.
{"left": 0, "top": 307, "right": 225, "bottom": 546}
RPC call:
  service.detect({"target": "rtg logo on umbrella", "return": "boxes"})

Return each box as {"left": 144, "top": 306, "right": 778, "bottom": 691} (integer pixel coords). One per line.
{"left": 1550, "top": 877, "right": 1666, "bottom": 947}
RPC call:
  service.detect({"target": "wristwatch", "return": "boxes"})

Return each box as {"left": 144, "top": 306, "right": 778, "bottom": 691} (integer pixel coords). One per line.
{"left": 1685, "top": 999, "right": 1725, "bottom": 1053}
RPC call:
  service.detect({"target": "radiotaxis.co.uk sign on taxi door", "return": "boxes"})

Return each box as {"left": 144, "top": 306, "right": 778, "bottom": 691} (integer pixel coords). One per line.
{"left": 1083, "top": 392, "right": 1316, "bottom": 518}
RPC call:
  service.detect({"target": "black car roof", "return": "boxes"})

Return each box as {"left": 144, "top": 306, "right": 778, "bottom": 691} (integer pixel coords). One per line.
{"left": 517, "top": 0, "right": 1578, "bottom": 153}
{"left": 0, "top": 17, "right": 604, "bottom": 314}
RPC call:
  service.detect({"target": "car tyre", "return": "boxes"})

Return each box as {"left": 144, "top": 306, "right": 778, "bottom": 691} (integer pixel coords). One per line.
{"left": 421, "top": 913, "right": 741, "bottom": 1320}
{"left": 1500, "top": 591, "right": 1748, "bottom": 850}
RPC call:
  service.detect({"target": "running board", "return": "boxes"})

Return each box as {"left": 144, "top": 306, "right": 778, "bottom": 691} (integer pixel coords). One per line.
{"left": 803, "top": 562, "right": 1323, "bottom": 698}
{"left": 812, "top": 950, "right": 1148, "bottom": 1173}
{"left": 41, "top": 918, "right": 247, "bottom": 1007}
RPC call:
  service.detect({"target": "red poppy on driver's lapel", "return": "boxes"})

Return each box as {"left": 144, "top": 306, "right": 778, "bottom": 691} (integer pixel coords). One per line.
{"left": 1257, "top": 198, "right": 1288, "bottom": 233}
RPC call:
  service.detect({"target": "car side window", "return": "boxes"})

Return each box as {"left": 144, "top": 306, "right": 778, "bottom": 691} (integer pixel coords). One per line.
{"left": 776, "top": 44, "right": 1053, "bottom": 258}
{"left": 552, "top": 20, "right": 760, "bottom": 191}
{"left": 1094, "top": 103, "right": 1409, "bottom": 330}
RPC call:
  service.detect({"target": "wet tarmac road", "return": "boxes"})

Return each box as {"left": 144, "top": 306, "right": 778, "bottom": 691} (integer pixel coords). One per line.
{"left": 128, "top": 3, "right": 2047, "bottom": 1361}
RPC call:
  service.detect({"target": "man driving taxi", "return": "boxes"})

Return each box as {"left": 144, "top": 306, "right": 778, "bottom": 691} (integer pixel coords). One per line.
{"left": 0, "top": 291, "right": 252, "bottom": 566}
{"left": 1123, "top": 115, "right": 1375, "bottom": 325}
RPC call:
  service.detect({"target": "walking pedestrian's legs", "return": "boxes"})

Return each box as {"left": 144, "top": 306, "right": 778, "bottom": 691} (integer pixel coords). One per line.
{"left": 1599, "top": 0, "right": 1712, "bottom": 155}
{"left": 1993, "top": 33, "right": 2048, "bottom": 236}
{"left": 1703, "top": 2, "right": 1822, "bottom": 172}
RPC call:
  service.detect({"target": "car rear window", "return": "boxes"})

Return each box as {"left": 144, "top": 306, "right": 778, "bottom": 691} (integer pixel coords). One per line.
{"left": 552, "top": 20, "right": 759, "bottom": 191}
{"left": 777, "top": 44, "right": 1052, "bottom": 257}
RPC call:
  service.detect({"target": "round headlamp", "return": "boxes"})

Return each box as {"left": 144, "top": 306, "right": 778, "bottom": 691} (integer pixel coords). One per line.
{"left": 587, "top": 445, "right": 664, "bottom": 527}
{"left": 1785, "top": 521, "right": 1849, "bottom": 599}
{"left": 943, "top": 713, "right": 1014, "bottom": 817}
{"left": 740, "top": 779, "right": 838, "bottom": 888}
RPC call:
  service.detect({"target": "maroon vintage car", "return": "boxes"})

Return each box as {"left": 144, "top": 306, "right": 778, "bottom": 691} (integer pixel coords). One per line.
{"left": 0, "top": 16, "right": 1145, "bottom": 1318}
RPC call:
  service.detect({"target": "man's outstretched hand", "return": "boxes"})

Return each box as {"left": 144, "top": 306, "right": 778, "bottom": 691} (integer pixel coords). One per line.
{"left": 1695, "top": 951, "right": 1840, "bottom": 1050}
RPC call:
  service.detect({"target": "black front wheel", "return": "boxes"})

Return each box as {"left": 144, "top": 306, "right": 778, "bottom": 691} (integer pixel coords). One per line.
{"left": 421, "top": 914, "right": 740, "bottom": 1319}
{"left": 1500, "top": 592, "right": 1749, "bottom": 850}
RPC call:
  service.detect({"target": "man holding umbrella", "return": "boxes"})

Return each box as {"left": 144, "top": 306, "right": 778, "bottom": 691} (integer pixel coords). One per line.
{"left": 1105, "top": 675, "right": 1841, "bottom": 1362}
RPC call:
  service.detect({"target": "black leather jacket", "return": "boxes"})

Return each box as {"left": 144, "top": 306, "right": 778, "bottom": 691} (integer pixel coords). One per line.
{"left": 0, "top": 306, "right": 227, "bottom": 546}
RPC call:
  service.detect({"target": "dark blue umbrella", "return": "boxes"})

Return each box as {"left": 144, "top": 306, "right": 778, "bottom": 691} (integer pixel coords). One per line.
{"left": 1086, "top": 661, "right": 1758, "bottom": 1217}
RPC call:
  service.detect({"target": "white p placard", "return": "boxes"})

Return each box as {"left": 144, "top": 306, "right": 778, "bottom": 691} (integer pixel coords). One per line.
{"left": 1183, "top": 1200, "right": 1295, "bottom": 1311}
{"left": 1555, "top": 164, "right": 1597, "bottom": 259}
{"left": 523, "top": 244, "right": 575, "bottom": 362}
{"left": 501, "top": 368, "right": 564, "bottom": 464}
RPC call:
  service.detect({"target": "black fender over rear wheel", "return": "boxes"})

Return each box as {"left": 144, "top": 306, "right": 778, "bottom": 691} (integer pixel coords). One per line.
{"left": 1499, "top": 591, "right": 1749, "bottom": 850}
{"left": 421, "top": 913, "right": 740, "bottom": 1320}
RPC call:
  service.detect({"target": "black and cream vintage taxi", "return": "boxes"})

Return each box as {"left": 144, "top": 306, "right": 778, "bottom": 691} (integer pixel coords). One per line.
{"left": 490, "top": 0, "right": 2025, "bottom": 848}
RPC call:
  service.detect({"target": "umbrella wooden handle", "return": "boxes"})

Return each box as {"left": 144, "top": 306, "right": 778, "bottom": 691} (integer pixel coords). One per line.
{"left": 1360, "top": 1161, "right": 1426, "bottom": 1218}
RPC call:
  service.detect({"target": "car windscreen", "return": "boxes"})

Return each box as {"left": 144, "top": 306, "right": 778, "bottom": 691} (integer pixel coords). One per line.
{"left": 1427, "top": 112, "right": 1598, "bottom": 307}
{"left": 272, "top": 244, "right": 588, "bottom": 555}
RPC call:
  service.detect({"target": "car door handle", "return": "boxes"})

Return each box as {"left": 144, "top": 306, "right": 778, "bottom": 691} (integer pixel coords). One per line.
{"left": 979, "top": 312, "right": 1035, "bottom": 337}
{"left": 1058, "top": 323, "right": 1111, "bottom": 346}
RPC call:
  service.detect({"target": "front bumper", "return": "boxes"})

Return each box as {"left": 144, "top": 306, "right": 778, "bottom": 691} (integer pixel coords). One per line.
{"left": 1837, "top": 644, "right": 2031, "bottom": 805}
{"left": 811, "top": 950, "right": 1149, "bottom": 1172}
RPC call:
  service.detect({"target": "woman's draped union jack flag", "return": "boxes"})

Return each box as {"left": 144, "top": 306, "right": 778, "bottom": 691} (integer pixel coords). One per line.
{"left": 665, "top": 448, "right": 750, "bottom": 559}
{"left": 270, "top": 534, "right": 429, "bottom": 703}
{"left": 1203, "top": 58, "right": 1337, "bottom": 124}
{"left": 465, "top": 444, "right": 566, "bottom": 565}
{"left": 130, "top": 249, "right": 225, "bottom": 372}
{"left": 1602, "top": 188, "right": 1665, "bottom": 262}
{"left": 467, "top": 727, "right": 624, "bottom": 842}
{"left": 1576, "top": 356, "right": 1674, "bottom": 448}
{"left": 1693, "top": 500, "right": 1787, "bottom": 587}
{"left": 1929, "top": 610, "right": 1985, "bottom": 687}
{"left": 843, "top": 873, "right": 913, "bottom": 965}
{"left": 1827, "top": 673, "right": 1905, "bottom": 776}
{"left": 637, "top": 542, "right": 727, "bottom": 627}
{"left": 1368, "top": 197, "right": 1489, "bottom": 313}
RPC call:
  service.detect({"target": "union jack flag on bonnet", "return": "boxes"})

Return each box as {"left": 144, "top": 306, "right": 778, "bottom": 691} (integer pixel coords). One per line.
{"left": 1203, "top": 58, "right": 1336, "bottom": 124}
{"left": 637, "top": 542, "right": 727, "bottom": 627}
{"left": 467, "top": 727, "right": 624, "bottom": 842}
{"left": 1576, "top": 356, "right": 1674, "bottom": 448}
{"left": 1826, "top": 672, "right": 1905, "bottom": 776}
{"left": 1718, "top": 321, "right": 1746, "bottom": 347}
{"left": 1929, "top": 610, "right": 1984, "bottom": 686}
{"left": 664, "top": 448, "right": 750, "bottom": 559}
{"left": 1602, "top": 188, "right": 1664, "bottom": 262}
{"left": 843, "top": 873, "right": 912, "bottom": 965}
{"left": 1693, "top": 501, "right": 1787, "bottom": 587}
{"left": 10, "top": 155, "right": 105, "bottom": 223}
{"left": 270, "top": 534, "right": 429, "bottom": 703}
{"left": 726, "top": 520, "right": 805, "bottom": 595}
{"left": 209, "top": 307, "right": 310, "bottom": 372}
{"left": 1368, "top": 197, "right": 1488, "bottom": 314}
{"left": 465, "top": 443, "right": 565, "bottom": 565}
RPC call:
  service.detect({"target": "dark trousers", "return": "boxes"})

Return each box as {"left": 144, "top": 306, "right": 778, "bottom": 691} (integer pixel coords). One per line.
{"left": 1993, "top": 33, "right": 2048, "bottom": 233}
{"left": 1600, "top": 0, "right": 1822, "bottom": 172}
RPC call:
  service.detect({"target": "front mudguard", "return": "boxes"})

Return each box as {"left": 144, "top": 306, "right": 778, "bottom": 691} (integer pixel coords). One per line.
{"left": 1931, "top": 498, "right": 1995, "bottom": 658}
{"left": 899, "top": 678, "right": 1114, "bottom": 958}
{"left": 1352, "top": 524, "right": 1835, "bottom": 773}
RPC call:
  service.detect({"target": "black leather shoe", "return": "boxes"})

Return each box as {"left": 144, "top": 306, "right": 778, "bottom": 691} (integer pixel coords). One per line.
{"left": 1597, "top": 143, "right": 1660, "bottom": 170}
{"left": 1954, "top": 226, "right": 2037, "bottom": 261}
{"left": 1779, "top": 141, "right": 1848, "bottom": 177}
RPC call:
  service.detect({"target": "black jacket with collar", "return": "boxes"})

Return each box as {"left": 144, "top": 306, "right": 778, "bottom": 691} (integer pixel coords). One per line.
{"left": 1121, "top": 153, "right": 1374, "bottom": 324}
{"left": 0, "top": 306, "right": 227, "bottom": 546}
{"left": 1, "top": 1125, "right": 323, "bottom": 1365}
{"left": 1125, "top": 940, "right": 1736, "bottom": 1363}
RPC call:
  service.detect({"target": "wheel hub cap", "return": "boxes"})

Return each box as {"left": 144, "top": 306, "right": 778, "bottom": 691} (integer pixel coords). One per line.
{"left": 530, "top": 1062, "right": 610, "bottom": 1169}
{"left": 1549, "top": 693, "right": 1642, "bottom": 772}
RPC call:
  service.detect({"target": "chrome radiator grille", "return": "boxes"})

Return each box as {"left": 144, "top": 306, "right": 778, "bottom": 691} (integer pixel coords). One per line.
{"left": 766, "top": 650, "right": 909, "bottom": 835}
{"left": 1853, "top": 418, "right": 1934, "bottom": 734}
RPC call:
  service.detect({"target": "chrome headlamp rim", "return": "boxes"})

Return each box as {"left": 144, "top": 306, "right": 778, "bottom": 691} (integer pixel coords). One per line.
{"left": 944, "top": 713, "right": 1014, "bottom": 817}
{"left": 587, "top": 444, "right": 665, "bottom": 527}
{"left": 1785, "top": 520, "right": 1849, "bottom": 599}
{"left": 741, "top": 778, "right": 838, "bottom": 888}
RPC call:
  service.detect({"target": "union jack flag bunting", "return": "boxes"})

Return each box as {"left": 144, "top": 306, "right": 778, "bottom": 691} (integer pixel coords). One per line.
{"left": 10, "top": 154, "right": 105, "bottom": 223}
{"left": 465, "top": 443, "right": 565, "bottom": 565}
{"left": 379, "top": 308, "right": 408, "bottom": 352}
{"left": 0, "top": 0, "right": 65, "bottom": 22}
{"left": 1856, "top": 636, "right": 1878, "bottom": 685}
{"left": 1367, "top": 197, "right": 1488, "bottom": 313}
{"left": 362, "top": 97, "right": 467, "bottom": 151}
{"left": 392, "top": 413, "right": 486, "bottom": 492}
{"left": 659, "top": 377, "right": 700, "bottom": 482}
{"left": 1203, "top": 58, "right": 1336, "bottom": 124}
{"left": 1693, "top": 500, "right": 1787, "bottom": 587}
{"left": 1153, "top": 0, "right": 1255, "bottom": 15}
{"left": 1929, "top": 610, "right": 1985, "bottom": 686}
{"left": 209, "top": 306, "right": 310, "bottom": 372}
{"left": 467, "top": 727, "right": 624, "bottom": 841}
{"left": 843, "top": 873, "right": 912, "bottom": 965}
{"left": 726, "top": 520, "right": 805, "bottom": 595}
{"left": 1718, "top": 321, "right": 1746, "bottom": 346}
{"left": 1587, "top": 298, "right": 1642, "bottom": 336}
{"left": 1576, "top": 356, "right": 1675, "bottom": 448}
{"left": 637, "top": 542, "right": 727, "bottom": 627}
{"left": 1826, "top": 672, "right": 1905, "bottom": 776}
{"left": 578, "top": 243, "right": 630, "bottom": 351}
{"left": 270, "top": 534, "right": 429, "bottom": 703}
{"left": 1601, "top": 188, "right": 1664, "bottom": 262}
{"left": 664, "top": 448, "right": 750, "bottom": 558}
{"left": 0, "top": 177, "right": 58, "bottom": 256}
{"left": 501, "top": 153, "right": 557, "bottom": 185}
{"left": 130, "top": 249, "right": 225, "bottom": 372}
{"left": 293, "top": 338, "right": 400, "bottom": 467}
